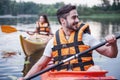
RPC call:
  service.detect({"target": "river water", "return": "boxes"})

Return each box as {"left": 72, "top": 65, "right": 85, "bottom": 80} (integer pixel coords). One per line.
{"left": 0, "top": 17, "right": 120, "bottom": 80}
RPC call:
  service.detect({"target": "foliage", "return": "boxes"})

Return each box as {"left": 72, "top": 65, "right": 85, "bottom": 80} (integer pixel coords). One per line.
{"left": 0, "top": 0, "right": 11, "bottom": 15}
{"left": 0, "top": 0, "right": 119, "bottom": 16}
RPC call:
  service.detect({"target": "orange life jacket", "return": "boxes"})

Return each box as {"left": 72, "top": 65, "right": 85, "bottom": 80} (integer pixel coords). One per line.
{"left": 37, "top": 22, "right": 50, "bottom": 34}
{"left": 52, "top": 23, "right": 94, "bottom": 71}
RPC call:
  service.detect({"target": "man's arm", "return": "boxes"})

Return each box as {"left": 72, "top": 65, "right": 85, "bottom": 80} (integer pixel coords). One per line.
{"left": 96, "top": 34, "right": 118, "bottom": 58}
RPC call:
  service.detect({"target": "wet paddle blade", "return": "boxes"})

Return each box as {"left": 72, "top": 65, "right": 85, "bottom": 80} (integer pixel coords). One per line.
{"left": 1, "top": 25, "right": 17, "bottom": 33}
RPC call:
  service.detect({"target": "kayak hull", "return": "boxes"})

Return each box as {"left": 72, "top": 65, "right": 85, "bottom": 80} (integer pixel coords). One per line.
{"left": 19, "top": 34, "right": 51, "bottom": 56}
{"left": 19, "top": 34, "right": 51, "bottom": 75}
{"left": 41, "top": 71, "right": 116, "bottom": 80}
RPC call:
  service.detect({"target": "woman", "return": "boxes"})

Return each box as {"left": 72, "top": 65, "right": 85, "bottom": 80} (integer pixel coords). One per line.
{"left": 27, "top": 15, "right": 53, "bottom": 35}
{"left": 35, "top": 15, "right": 52, "bottom": 35}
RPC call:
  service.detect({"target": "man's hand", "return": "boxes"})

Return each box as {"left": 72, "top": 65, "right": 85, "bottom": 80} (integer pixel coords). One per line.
{"left": 105, "top": 34, "right": 116, "bottom": 46}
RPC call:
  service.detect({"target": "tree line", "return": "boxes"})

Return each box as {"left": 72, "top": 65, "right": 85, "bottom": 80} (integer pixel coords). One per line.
{"left": 0, "top": 0, "right": 120, "bottom": 16}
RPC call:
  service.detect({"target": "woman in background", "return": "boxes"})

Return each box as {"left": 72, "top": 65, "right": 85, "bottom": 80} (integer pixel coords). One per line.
{"left": 27, "top": 14, "right": 53, "bottom": 35}
{"left": 36, "top": 14, "right": 53, "bottom": 35}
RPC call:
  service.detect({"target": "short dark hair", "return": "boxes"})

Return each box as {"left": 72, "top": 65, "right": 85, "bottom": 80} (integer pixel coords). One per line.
{"left": 56, "top": 4, "right": 76, "bottom": 24}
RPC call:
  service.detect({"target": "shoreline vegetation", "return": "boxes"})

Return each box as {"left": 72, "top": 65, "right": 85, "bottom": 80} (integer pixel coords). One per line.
{"left": 79, "top": 13, "right": 120, "bottom": 19}
{"left": 0, "top": 0, "right": 120, "bottom": 17}
{"left": 0, "top": 13, "right": 120, "bottom": 19}
{"left": 0, "top": 15, "right": 38, "bottom": 18}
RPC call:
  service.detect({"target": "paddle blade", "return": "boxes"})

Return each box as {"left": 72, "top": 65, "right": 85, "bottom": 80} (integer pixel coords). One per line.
{"left": 1, "top": 25, "right": 17, "bottom": 33}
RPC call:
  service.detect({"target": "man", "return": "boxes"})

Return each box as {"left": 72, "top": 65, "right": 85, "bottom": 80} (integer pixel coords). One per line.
{"left": 19, "top": 4, "right": 118, "bottom": 79}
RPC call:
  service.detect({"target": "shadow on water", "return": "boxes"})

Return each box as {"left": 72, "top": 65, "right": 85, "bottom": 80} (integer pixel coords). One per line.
{"left": 0, "top": 17, "right": 120, "bottom": 80}
{"left": 23, "top": 47, "right": 45, "bottom": 76}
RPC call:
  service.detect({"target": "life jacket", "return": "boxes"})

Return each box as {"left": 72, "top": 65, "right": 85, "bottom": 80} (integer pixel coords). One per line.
{"left": 37, "top": 22, "right": 50, "bottom": 35}
{"left": 52, "top": 22, "right": 94, "bottom": 71}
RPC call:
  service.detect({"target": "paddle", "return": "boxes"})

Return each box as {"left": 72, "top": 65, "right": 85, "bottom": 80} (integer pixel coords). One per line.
{"left": 24, "top": 34, "right": 120, "bottom": 80}
{"left": 1, "top": 25, "right": 35, "bottom": 34}
{"left": 1, "top": 25, "right": 53, "bottom": 35}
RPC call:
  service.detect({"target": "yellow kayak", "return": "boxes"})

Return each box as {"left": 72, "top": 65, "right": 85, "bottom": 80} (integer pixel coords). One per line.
{"left": 19, "top": 34, "right": 52, "bottom": 57}
{"left": 20, "top": 34, "right": 52, "bottom": 75}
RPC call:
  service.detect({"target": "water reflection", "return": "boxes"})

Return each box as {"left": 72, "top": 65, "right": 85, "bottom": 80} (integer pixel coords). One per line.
{"left": 0, "top": 17, "right": 120, "bottom": 80}
{"left": 23, "top": 48, "right": 45, "bottom": 76}
{"left": 101, "top": 22, "right": 120, "bottom": 38}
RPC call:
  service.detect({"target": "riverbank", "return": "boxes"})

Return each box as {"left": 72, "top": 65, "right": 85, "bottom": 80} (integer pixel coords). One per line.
{"left": 0, "top": 14, "right": 38, "bottom": 18}
{"left": 79, "top": 13, "right": 120, "bottom": 19}
{"left": 1, "top": 13, "right": 120, "bottom": 19}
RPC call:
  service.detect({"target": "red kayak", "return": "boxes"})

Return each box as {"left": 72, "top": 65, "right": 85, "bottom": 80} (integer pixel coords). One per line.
{"left": 41, "top": 71, "right": 116, "bottom": 80}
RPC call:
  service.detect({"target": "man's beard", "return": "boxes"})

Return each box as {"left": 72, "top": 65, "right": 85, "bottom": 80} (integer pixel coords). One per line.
{"left": 66, "top": 21, "right": 78, "bottom": 31}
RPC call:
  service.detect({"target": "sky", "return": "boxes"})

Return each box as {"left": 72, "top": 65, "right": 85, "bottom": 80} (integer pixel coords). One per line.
{"left": 16, "top": 0, "right": 111, "bottom": 7}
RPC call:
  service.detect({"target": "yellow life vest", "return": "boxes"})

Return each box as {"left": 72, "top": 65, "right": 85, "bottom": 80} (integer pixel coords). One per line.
{"left": 52, "top": 23, "right": 94, "bottom": 71}
{"left": 37, "top": 22, "right": 50, "bottom": 34}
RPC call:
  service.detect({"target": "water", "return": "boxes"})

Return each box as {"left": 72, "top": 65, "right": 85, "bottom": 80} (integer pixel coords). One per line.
{"left": 0, "top": 32, "right": 25, "bottom": 80}
{"left": 0, "top": 17, "right": 120, "bottom": 80}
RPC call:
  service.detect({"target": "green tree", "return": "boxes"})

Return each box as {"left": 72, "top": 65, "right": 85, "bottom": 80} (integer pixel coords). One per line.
{"left": 0, "top": 0, "right": 11, "bottom": 15}
{"left": 77, "top": 5, "right": 93, "bottom": 15}
{"left": 101, "top": 0, "right": 111, "bottom": 10}
{"left": 10, "top": 0, "right": 18, "bottom": 15}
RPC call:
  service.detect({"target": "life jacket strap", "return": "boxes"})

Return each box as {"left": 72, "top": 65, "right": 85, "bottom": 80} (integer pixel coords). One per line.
{"left": 55, "top": 60, "right": 94, "bottom": 71}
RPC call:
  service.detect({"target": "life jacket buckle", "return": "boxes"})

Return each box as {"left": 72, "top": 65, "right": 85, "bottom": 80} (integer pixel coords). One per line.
{"left": 62, "top": 44, "right": 67, "bottom": 48}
